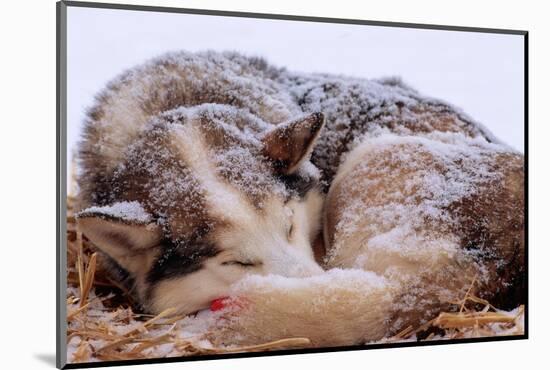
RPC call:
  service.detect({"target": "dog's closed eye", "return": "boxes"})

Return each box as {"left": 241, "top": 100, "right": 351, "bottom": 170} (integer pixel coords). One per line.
{"left": 221, "top": 260, "right": 261, "bottom": 268}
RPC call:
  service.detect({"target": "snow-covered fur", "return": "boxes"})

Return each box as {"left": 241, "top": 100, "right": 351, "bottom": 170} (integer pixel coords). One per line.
{"left": 324, "top": 133, "right": 524, "bottom": 334}
{"left": 211, "top": 269, "right": 395, "bottom": 347}
{"left": 77, "top": 51, "right": 495, "bottom": 199}
{"left": 279, "top": 72, "right": 500, "bottom": 187}
{"left": 74, "top": 51, "right": 524, "bottom": 346}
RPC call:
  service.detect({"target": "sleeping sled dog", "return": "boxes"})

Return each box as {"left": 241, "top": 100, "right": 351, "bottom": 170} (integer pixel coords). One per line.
{"left": 75, "top": 51, "right": 524, "bottom": 346}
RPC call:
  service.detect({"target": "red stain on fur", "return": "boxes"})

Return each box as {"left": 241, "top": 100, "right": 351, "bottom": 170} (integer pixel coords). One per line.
{"left": 210, "top": 296, "right": 249, "bottom": 312}
{"left": 210, "top": 297, "right": 230, "bottom": 311}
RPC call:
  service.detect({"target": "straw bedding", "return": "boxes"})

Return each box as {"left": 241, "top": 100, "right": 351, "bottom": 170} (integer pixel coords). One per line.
{"left": 65, "top": 196, "right": 524, "bottom": 364}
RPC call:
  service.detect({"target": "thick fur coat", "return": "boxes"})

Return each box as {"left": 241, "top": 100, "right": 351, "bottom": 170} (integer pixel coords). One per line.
{"left": 75, "top": 51, "right": 524, "bottom": 347}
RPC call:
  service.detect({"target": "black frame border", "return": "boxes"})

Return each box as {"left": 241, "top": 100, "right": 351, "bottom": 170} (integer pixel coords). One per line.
{"left": 56, "top": 1, "right": 529, "bottom": 369}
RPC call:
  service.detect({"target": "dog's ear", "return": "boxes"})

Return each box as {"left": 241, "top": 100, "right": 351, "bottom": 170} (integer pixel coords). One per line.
{"left": 262, "top": 112, "right": 324, "bottom": 174}
{"left": 76, "top": 203, "right": 162, "bottom": 273}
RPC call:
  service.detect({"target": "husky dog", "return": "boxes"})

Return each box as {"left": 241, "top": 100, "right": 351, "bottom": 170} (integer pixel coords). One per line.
{"left": 75, "top": 51, "right": 524, "bottom": 344}
{"left": 76, "top": 52, "right": 327, "bottom": 315}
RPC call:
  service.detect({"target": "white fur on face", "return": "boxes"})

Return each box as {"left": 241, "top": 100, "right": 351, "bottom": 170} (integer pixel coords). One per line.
{"left": 216, "top": 193, "right": 324, "bottom": 278}
{"left": 149, "top": 122, "right": 324, "bottom": 315}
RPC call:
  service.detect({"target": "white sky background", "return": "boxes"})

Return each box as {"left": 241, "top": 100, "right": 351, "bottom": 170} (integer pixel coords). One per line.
{"left": 67, "top": 6, "right": 524, "bottom": 166}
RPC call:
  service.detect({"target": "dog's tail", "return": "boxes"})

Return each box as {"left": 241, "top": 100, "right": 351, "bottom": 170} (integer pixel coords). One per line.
{"left": 208, "top": 269, "right": 396, "bottom": 348}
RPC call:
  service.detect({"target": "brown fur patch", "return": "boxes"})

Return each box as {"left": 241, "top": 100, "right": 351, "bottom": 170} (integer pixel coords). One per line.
{"left": 447, "top": 153, "right": 525, "bottom": 309}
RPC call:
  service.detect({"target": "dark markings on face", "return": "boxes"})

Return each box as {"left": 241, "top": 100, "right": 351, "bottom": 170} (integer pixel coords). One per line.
{"left": 278, "top": 172, "right": 319, "bottom": 198}
{"left": 146, "top": 237, "right": 221, "bottom": 285}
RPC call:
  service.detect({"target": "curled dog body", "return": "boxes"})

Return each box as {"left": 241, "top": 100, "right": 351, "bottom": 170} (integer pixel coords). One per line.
{"left": 74, "top": 51, "right": 524, "bottom": 346}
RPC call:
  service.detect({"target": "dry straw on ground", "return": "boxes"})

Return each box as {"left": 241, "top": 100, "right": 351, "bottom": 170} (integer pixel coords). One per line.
{"left": 66, "top": 195, "right": 524, "bottom": 363}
